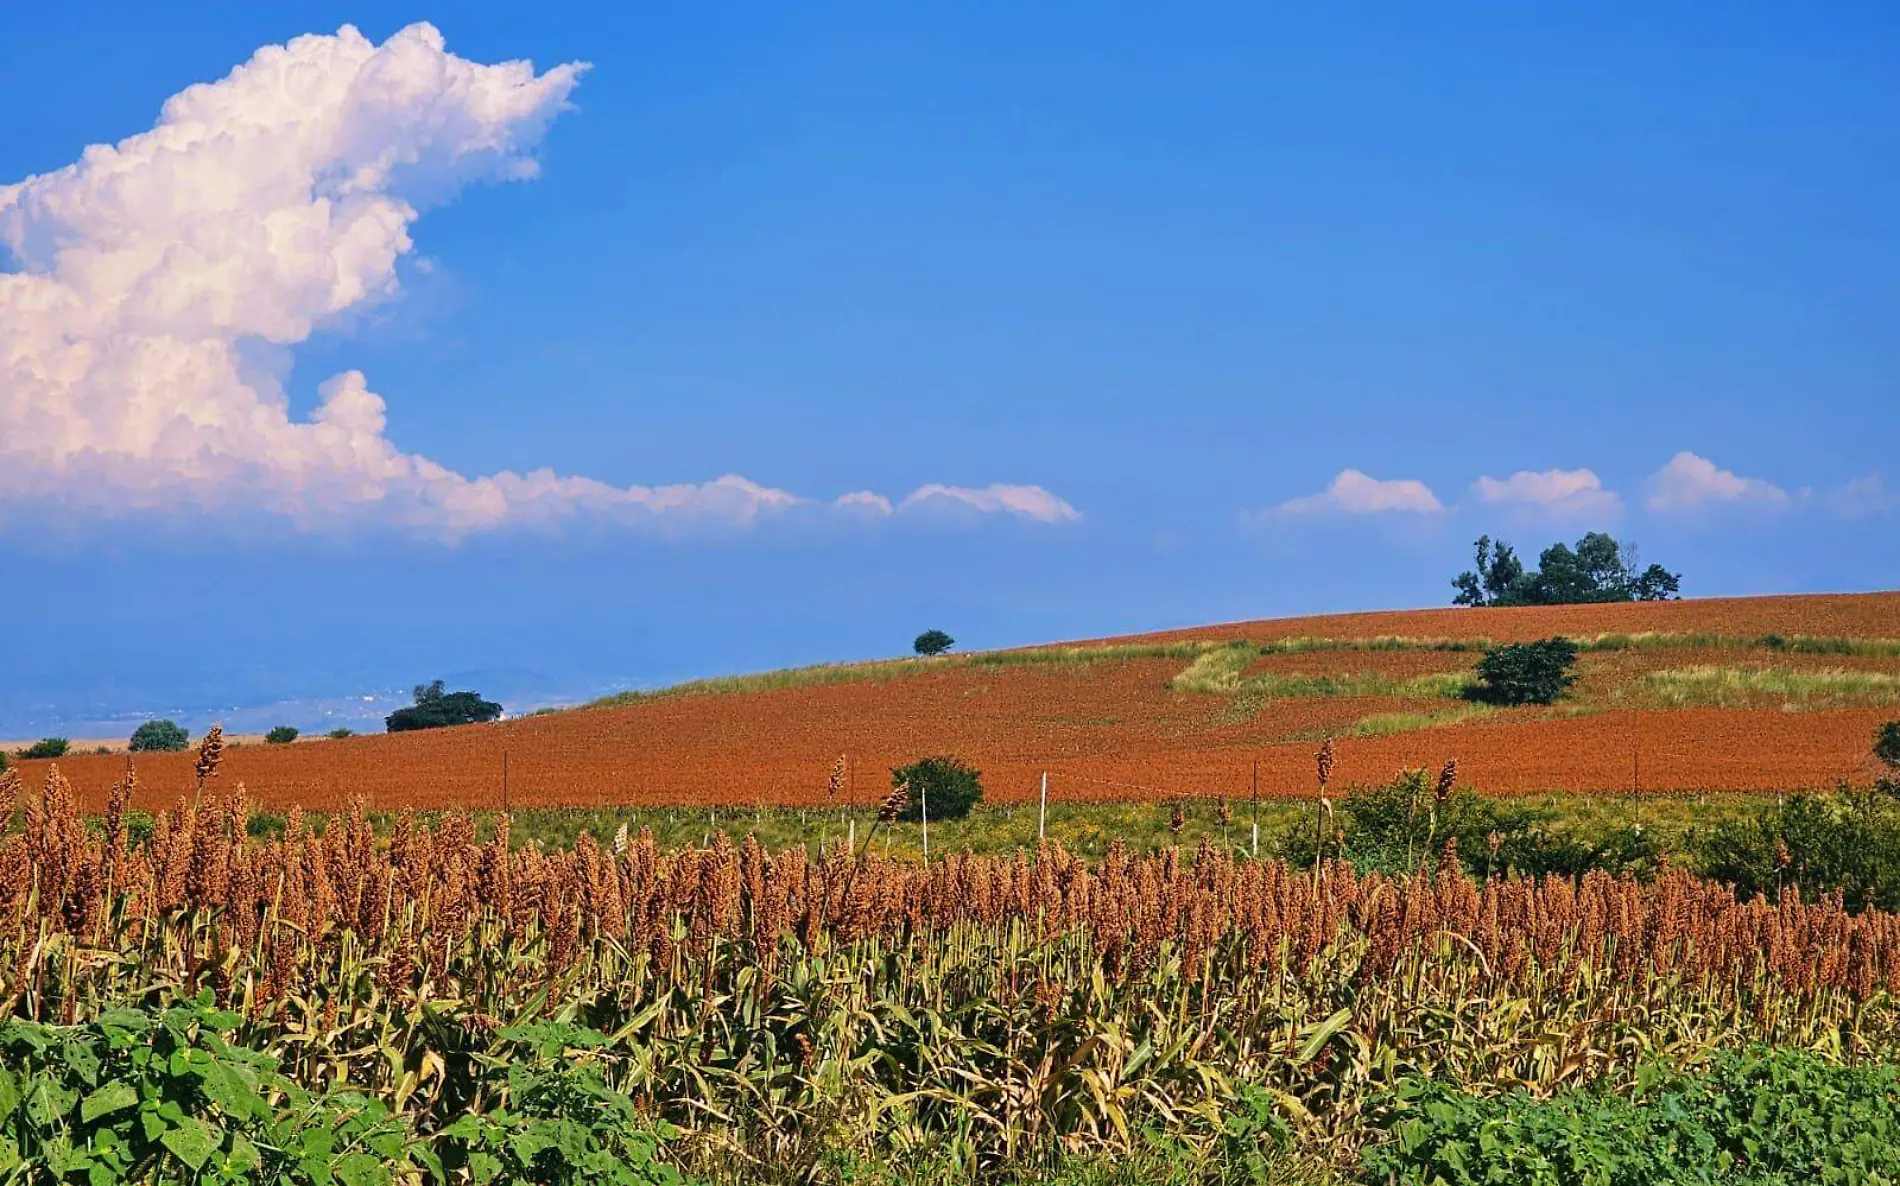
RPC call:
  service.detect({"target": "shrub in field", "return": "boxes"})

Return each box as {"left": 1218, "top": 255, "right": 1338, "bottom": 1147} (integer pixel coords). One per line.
{"left": 1690, "top": 788, "right": 1900, "bottom": 912}
{"left": 1879, "top": 722, "right": 1900, "bottom": 792}
{"left": 913, "top": 629, "right": 955, "bottom": 656}
{"left": 264, "top": 726, "right": 299, "bottom": 745}
{"left": 128, "top": 719, "right": 190, "bottom": 753}
{"left": 385, "top": 679, "right": 502, "bottom": 732}
{"left": 325, "top": 727, "right": 356, "bottom": 740}
{"left": 890, "top": 755, "right": 983, "bottom": 821}
{"left": 1280, "top": 769, "right": 1660, "bottom": 878}
{"left": 19, "top": 737, "right": 68, "bottom": 759}
{"left": 1364, "top": 1048, "right": 1900, "bottom": 1186}
{"left": 1468, "top": 638, "right": 1579, "bottom": 705}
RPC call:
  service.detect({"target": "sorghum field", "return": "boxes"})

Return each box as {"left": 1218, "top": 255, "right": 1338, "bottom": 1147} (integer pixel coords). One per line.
{"left": 5, "top": 591, "right": 1900, "bottom": 1183}
{"left": 16, "top": 592, "right": 1899, "bottom": 813}
{"left": 11, "top": 735, "right": 1900, "bottom": 1185}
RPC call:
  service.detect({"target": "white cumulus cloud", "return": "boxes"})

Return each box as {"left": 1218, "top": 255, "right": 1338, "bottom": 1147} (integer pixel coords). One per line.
{"left": 1271, "top": 470, "right": 1444, "bottom": 516}
{"left": 1474, "top": 468, "right": 1621, "bottom": 519}
{"left": 1646, "top": 452, "right": 1788, "bottom": 511}
{"left": 0, "top": 24, "right": 1075, "bottom": 537}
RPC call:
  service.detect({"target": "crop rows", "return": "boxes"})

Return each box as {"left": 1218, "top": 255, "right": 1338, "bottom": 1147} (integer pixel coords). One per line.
{"left": 10, "top": 594, "right": 1896, "bottom": 814}
{"left": 7, "top": 749, "right": 1900, "bottom": 1174}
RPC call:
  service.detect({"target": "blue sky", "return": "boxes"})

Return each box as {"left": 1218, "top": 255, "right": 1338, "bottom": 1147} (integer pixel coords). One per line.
{"left": 0, "top": 2, "right": 1895, "bottom": 737}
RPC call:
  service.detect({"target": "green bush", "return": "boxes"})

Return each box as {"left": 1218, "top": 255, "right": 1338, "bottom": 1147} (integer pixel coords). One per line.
{"left": 913, "top": 629, "right": 955, "bottom": 657}
{"left": 1878, "top": 721, "right": 1900, "bottom": 783}
{"left": 386, "top": 680, "right": 503, "bottom": 733}
{"left": 264, "top": 726, "right": 299, "bottom": 745}
{"left": 19, "top": 737, "right": 69, "bottom": 760}
{"left": 1689, "top": 788, "right": 1900, "bottom": 913}
{"left": 1363, "top": 1048, "right": 1900, "bottom": 1185}
{"left": 1280, "top": 770, "right": 1660, "bottom": 879}
{"left": 1468, "top": 638, "right": 1579, "bottom": 706}
{"left": 128, "top": 719, "right": 190, "bottom": 753}
{"left": 325, "top": 728, "right": 356, "bottom": 741}
{"left": 891, "top": 756, "right": 983, "bottom": 822}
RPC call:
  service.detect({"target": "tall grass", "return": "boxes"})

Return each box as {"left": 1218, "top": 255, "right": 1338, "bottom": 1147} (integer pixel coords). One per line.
{"left": 1330, "top": 704, "right": 1500, "bottom": 738}
{"left": 1167, "top": 643, "right": 1258, "bottom": 694}
{"left": 1646, "top": 666, "right": 1900, "bottom": 708}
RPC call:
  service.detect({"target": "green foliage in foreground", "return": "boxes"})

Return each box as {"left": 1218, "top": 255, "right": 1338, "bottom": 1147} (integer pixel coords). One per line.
{"left": 9, "top": 999, "right": 1900, "bottom": 1186}
{"left": 0, "top": 998, "right": 686, "bottom": 1186}
{"left": 1365, "top": 1048, "right": 1900, "bottom": 1186}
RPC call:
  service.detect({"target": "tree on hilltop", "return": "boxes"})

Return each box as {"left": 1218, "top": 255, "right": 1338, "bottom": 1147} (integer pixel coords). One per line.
{"left": 1454, "top": 532, "right": 1679, "bottom": 607}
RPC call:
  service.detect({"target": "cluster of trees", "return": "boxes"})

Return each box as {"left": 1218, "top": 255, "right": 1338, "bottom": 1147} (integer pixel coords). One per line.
{"left": 1453, "top": 532, "right": 1680, "bottom": 608}
{"left": 386, "top": 681, "right": 504, "bottom": 733}
{"left": 6, "top": 684, "right": 501, "bottom": 762}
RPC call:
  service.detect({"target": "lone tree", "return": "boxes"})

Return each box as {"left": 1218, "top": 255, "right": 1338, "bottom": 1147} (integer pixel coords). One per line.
{"left": 265, "top": 726, "right": 300, "bottom": 745}
{"left": 913, "top": 630, "right": 956, "bottom": 657}
{"left": 1468, "top": 638, "right": 1580, "bottom": 706}
{"left": 1454, "top": 532, "right": 1679, "bottom": 607}
{"left": 20, "top": 738, "right": 69, "bottom": 759}
{"left": 890, "top": 756, "right": 983, "bottom": 822}
{"left": 129, "top": 719, "right": 191, "bottom": 753}
{"left": 386, "top": 680, "right": 504, "bottom": 733}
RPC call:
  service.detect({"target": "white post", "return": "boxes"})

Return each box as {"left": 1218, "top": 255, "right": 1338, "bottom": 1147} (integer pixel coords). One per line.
{"left": 920, "top": 780, "right": 929, "bottom": 860}
{"left": 847, "top": 817, "right": 855, "bottom": 854}
{"left": 1039, "top": 772, "right": 1048, "bottom": 841}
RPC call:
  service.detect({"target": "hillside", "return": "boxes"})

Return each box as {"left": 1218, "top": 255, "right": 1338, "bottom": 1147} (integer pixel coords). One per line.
{"left": 21, "top": 591, "right": 1900, "bottom": 813}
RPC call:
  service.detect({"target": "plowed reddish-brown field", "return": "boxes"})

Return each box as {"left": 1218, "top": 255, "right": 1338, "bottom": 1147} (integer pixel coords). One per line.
{"left": 22, "top": 592, "right": 1900, "bottom": 813}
